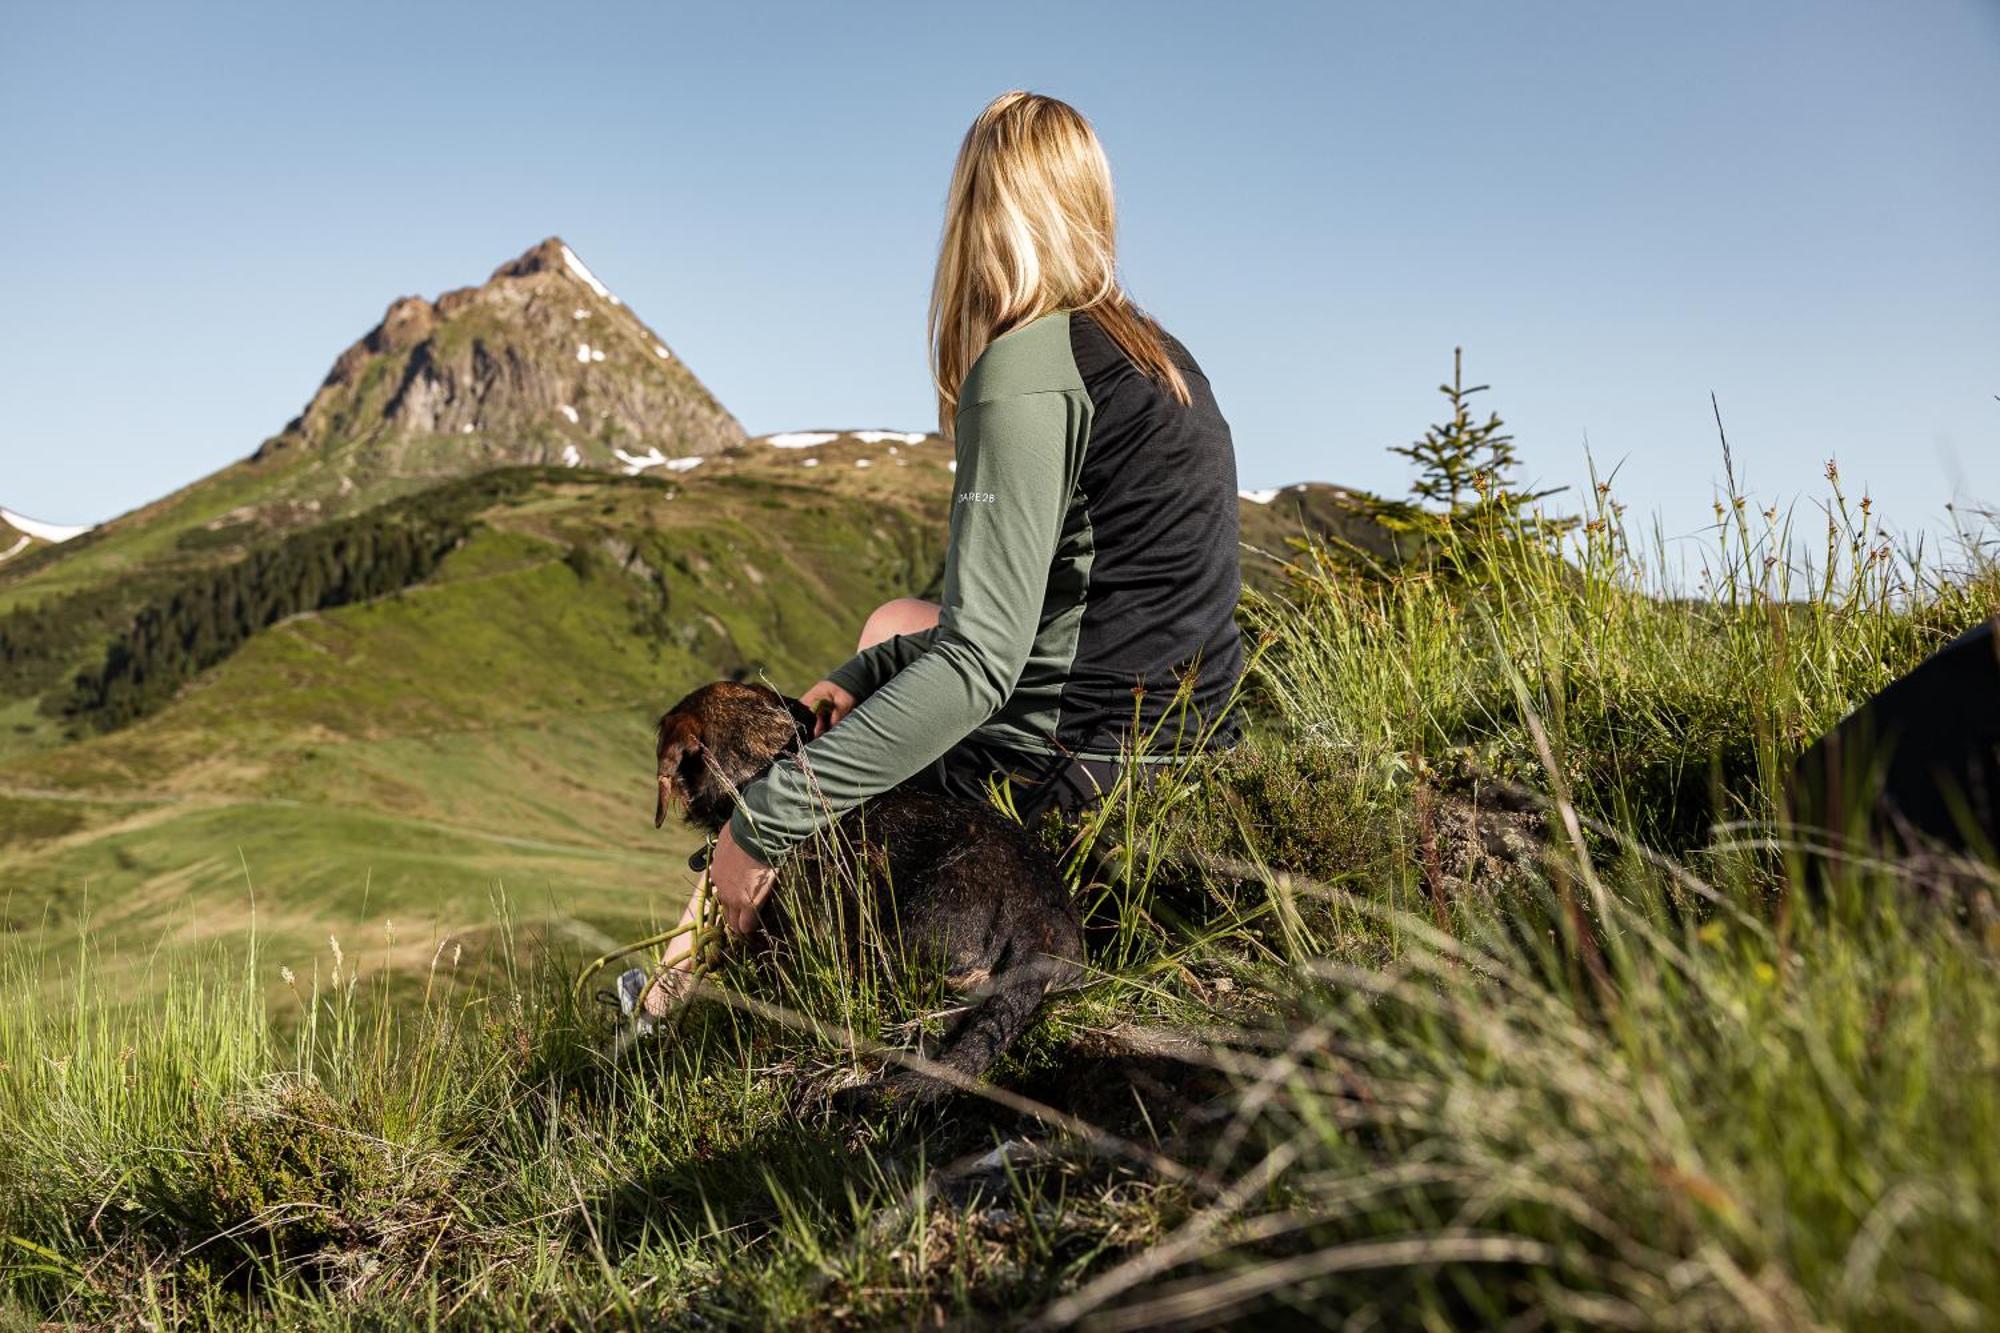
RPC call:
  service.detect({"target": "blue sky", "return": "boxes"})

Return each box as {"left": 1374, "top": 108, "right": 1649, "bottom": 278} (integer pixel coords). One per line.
{"left": 4, "top": 1, "right": 1996, "bottom": 554}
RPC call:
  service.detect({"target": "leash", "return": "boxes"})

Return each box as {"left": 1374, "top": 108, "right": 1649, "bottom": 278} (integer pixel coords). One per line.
{"left": 578, "top": 708, "right": 807, "bottom": 1015}
{"left": 574, "top": 833, "right": 727, "bottom": 1008}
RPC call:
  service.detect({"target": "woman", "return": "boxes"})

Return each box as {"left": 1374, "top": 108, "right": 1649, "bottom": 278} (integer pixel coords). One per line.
{"left": 643, "top": 90, "right": 1242, "bottom": 1010}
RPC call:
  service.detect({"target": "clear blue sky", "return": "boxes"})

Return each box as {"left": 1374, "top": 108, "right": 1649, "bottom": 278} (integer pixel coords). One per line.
{"left": 4, "top": 1, "right": 1996, "bottom": 553}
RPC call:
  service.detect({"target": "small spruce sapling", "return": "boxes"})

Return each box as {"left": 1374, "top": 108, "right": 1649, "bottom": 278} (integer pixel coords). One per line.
{"left": 1383, "top": 347, "right": 1566, "bottom": 555}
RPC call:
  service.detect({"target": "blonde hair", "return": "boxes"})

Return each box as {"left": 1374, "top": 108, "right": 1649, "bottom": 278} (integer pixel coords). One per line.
{"left": 929, "top": 91, "right": 1190, "bottom": 435}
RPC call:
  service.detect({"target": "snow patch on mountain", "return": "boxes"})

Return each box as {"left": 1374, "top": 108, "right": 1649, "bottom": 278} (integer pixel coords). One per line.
{"left": 614, "top": 447, "right": 664, "bottom": 474}
{"left": 1239, "top": 488, "right": 1280, "bottom": 505}
{"left": 767, "top": 432, "right": 838, "bottom": 449}
{"left": 613, "top": 448, "right": 702, "bottom": 476}
{"left": 560, "top": 244, "right": 621, "bottom": 306}
{"left": 0, "top": 507, "right": 91, "bottom": 543}
{"left": 850, "top": 430, "right": 927, "bottom": 446}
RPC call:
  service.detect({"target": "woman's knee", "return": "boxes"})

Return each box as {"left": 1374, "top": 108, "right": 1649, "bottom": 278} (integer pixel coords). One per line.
{"left": 859, "top": 598, "right": 941, "bottom": 651}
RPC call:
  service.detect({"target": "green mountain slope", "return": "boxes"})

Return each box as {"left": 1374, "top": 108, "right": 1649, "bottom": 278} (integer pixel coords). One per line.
{"left": 0, "top": 450, "right": 949, "bottom": 993}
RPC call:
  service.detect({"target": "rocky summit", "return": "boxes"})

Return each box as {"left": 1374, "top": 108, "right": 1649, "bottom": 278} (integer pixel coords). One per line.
{"left": 253, "top": 237, "right": 744, "bottom": 480}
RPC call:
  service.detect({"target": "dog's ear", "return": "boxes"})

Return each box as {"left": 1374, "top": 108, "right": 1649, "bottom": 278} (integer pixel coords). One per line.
{"left": 655, "top": 711, "right": 705, "bottom": 828}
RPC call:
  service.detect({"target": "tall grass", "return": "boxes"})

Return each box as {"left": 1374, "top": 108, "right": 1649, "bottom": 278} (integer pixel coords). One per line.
{"left": 1062, "top": 464, "right": 2000, "bottom": 1330}
{"left": 1049, "top": 859, "right": 2000, "bottom": 1331}
{"left": 1250, "top": 463, "right": 1995, "bottom": 850}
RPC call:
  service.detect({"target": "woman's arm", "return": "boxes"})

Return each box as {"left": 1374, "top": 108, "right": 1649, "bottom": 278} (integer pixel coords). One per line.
{"left": 822, "top": 627, "right": 939, "bottom": 705}
{"left": 726, "top": 389, "right": 1080, "bottom": 865}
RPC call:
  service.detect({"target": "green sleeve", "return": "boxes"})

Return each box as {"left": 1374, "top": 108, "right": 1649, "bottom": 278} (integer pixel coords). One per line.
{"left": 824, "top": 628, "right": 938, "bottom": 702}
{"left": 730, "top": 390, "right": 1079, "bottom": 864}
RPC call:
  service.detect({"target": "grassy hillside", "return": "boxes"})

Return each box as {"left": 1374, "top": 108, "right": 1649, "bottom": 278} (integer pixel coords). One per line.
{"left": 0, "top": 451, "right": 953, "bottom": 999}
{"left": 0, "top": 462, "right": 1993, "bottom": 1329}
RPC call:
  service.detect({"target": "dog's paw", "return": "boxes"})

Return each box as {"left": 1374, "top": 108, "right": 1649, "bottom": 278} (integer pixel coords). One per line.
{"left": 827, "top": 1080, "right": 882, "bottom": 1119}
{"left": 830, "top": 1070, "right": 953, "bottom": 1119}
{"left": 830, "top": 1080, "right": 903, "bottom": 1120}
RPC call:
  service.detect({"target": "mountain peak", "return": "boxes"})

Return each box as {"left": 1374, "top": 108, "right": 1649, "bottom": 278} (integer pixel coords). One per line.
{"left": 487, "top": 236, "right": 620, "bottom": 305}
{"left": 497, "top": 235, "right": 573, "bottom": 275}
{"left": 253, "top": 239, "right": 742, "bottom": 481}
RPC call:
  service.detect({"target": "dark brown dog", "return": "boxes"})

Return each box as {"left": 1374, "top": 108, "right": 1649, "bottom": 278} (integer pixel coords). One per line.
{"left": 653, "top": 680, "right": 1086, "bottom": 1107}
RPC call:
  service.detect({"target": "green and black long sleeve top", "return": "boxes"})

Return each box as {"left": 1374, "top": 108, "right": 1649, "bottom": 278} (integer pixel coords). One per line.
{"left": 730, "top": 309, "right": 1242, "bottom": 864}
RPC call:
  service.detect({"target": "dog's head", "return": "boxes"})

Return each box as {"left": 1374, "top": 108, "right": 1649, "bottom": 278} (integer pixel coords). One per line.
{"left": 654, "top": 681, "right": 819, "bottom": 832}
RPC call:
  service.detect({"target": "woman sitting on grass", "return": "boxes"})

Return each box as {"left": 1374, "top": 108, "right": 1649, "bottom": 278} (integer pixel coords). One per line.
{"left": 643, "top": 90, "right": 1243, "bottom": 1012}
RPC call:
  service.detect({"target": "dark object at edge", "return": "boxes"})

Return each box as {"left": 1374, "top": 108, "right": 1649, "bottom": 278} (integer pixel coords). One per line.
{"left": 1790, "top": 616, "right": 2000, "bottom": 862}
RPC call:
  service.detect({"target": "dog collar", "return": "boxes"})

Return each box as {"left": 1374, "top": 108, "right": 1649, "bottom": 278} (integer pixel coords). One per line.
{"left": 688, "top": 837, "right": 715, "bottom": 872}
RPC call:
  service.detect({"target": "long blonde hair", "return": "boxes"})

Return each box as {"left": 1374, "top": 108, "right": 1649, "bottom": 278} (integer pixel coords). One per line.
{"left": 929, "top": 91, "right": 1190, "bottom": 435}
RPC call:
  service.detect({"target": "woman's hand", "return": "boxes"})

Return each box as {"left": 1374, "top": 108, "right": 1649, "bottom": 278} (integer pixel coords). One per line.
{"left": 799, "top": 678, "right": 858, "bottom": 736}
{"left": 639, "top": 826, "right": 772, "bottom": 1016}
{"left": 708, "top": 822, "right": 779, "bottom": 936}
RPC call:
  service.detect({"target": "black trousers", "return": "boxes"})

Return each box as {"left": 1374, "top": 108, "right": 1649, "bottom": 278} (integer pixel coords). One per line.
{"left": 903, "top": 734, "right": 1122, "bottom": 824}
